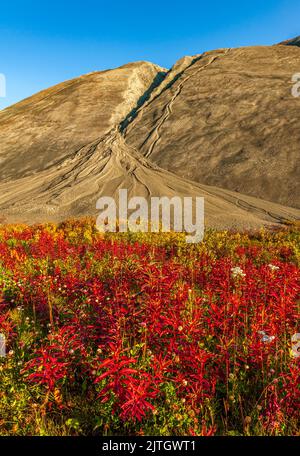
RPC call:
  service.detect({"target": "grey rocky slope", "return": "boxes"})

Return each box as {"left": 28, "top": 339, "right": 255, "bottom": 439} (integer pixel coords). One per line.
{"left": 0, "top": 61, "right": 166, "bottom": 180}
{"left": 0, "top": 49, "right": 299, "bottom": 228}
{"left": 279, "top": 36, "right": 300, "bottom": 47}
{"left": 125, "top": 45, "right": 300, "bottom": 208}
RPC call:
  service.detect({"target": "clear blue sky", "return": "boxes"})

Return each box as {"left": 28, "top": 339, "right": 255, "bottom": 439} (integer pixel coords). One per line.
{"left": 0, "top": 0, "right": 299, "bottom": 109}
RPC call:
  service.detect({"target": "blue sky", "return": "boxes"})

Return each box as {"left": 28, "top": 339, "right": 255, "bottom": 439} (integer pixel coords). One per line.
{"left": 0, "top": 0, "right": 299, "bottom": 108}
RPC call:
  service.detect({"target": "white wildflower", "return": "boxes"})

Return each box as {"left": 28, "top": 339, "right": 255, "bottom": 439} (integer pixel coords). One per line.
{"left": 258, "top": 330, "right": 275, "bottom": 343}
{"left": 268, "top": 264, "right": 279, "bottom": 272}
{"left": 231, "top": 267, "right": 246, "bottom": 279}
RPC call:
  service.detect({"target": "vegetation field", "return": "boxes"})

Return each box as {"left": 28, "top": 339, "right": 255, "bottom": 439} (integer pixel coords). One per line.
{"left": 0, "top": 220, "right": 299, "bottom": 435}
